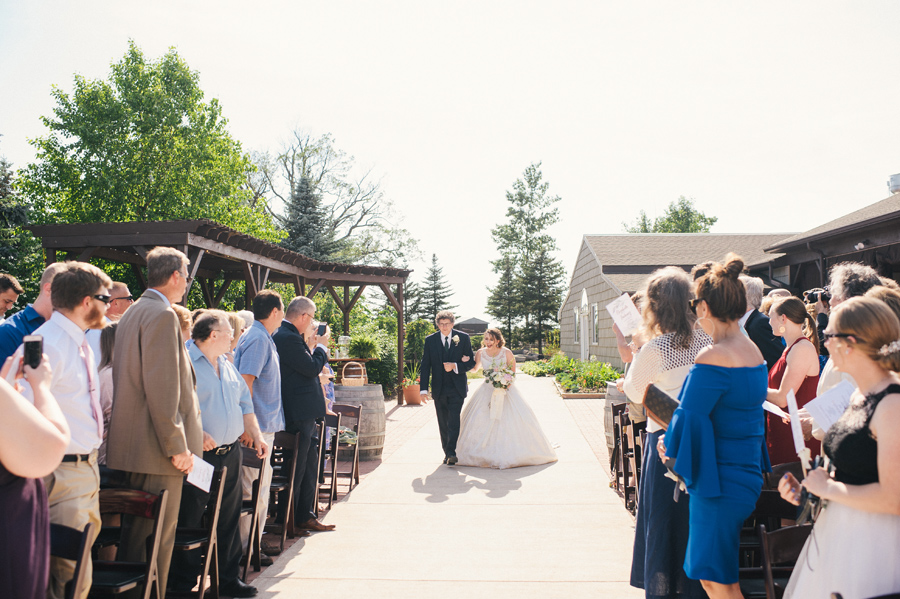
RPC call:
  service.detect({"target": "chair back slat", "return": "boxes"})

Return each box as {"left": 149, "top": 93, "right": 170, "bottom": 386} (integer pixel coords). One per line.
{"left": 241, "top": 444, "right": 264, "bottom": 469}
{"left": 99, "top": 488, "right": 163, "bottom": 519}
{"left": 333, "top": 403, "right": 360, "bottom": 428}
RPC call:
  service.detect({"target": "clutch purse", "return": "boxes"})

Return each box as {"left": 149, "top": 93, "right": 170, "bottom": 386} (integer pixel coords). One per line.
{"left": 643, "top": 383, "right": 679, "bottom": 429}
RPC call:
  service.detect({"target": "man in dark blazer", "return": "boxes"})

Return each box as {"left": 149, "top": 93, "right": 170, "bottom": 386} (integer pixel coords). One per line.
{"left": 419, "top": 310, "right": 476, "bottom": 465}
{"left": 272, "top": 296, "right": 335, "bottom": 531}
{"left": 740, "top": 275, "right": 785, "bottom": 371}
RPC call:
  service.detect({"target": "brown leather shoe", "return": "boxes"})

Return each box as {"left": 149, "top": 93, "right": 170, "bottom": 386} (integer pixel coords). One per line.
{"left": 297, "top": 517, "right": 336, "bottom": 531}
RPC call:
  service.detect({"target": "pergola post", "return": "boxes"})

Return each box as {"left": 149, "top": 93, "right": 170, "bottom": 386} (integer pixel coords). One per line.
{"left": 397, "top": 282, "right": 404, "bottom": 405}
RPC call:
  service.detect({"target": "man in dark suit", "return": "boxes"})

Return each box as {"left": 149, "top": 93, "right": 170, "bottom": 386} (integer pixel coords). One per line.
{"left": 272, "top": 296, "right": 335, "bottom": 532}
{"left": 419, "top": 310, "right": 476, "bottom": 465}
{"left": 739, "top": 275, "right": 785, "bottom": 371}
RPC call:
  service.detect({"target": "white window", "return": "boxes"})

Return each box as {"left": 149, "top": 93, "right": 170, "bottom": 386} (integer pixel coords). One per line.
{"left": 573, "top": 308, "right": 580, "bottom": 343}
{"left": 591, "top": 303, "right": 599, "bottom": 344}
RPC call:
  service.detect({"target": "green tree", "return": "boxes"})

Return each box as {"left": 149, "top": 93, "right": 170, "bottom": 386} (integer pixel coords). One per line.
{"left": 420, "top": 254, "right": 456, "bottom": 323}
{"left": 18, "top": 41, "right": 277, "bottom": 241}
{"left": 624, "top": 196, "right": 718, "bottom": 233}
{"left": 518, "top": 241, "right": 566, "bottom": 356}
{"left": 276, "top": 176, "right": 338, "bottom": 260}
{"left": 485, "top": 255, "right": 521, "bottom": 346}
{"left": 250, "top": 129, "right": 419, "bottom": 265}
{"left": 402, "top": 279, "right": 426, "bottom": 323}
{"left": 0, "top": 152, "right": 42, "bottom": 303}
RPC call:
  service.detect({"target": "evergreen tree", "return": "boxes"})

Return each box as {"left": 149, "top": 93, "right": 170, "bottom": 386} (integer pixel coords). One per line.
{"left": 402, "top": 279, "right": 425, "bottom": 323}
{"left": 420, "top": 254, "right": 456, "bottom": 323}
{"left": 0, "top": 154, "right": 42, "bottom": 302}
{"left": 276, "top": 175, "right": 337, "bottom": 260}
{"left": 518, "top": 241, "right": 566, "bottom": 356}
{"left": 624, "top": 196, "right": 718, "bottom": 233}
{"left": 486, "top": 255, "right": 520, "bottom": 346}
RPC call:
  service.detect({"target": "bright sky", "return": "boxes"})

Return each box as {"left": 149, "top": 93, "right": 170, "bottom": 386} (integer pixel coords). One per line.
{"left": 3, "top": 2, "right": 900, "bottom": 324}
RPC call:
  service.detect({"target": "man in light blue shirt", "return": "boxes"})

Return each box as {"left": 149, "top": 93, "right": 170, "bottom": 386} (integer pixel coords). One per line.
{"left": 170, "top": 311, "right": 267, "bottom": 598}
{"left": 0, "top": 263, "right": 67, "bottom": 362}
{"left": 234, "top": 289, "right": 285, "bottom": 559}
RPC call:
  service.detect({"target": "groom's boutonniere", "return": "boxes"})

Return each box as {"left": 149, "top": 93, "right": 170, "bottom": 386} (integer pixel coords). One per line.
{"left": 452, "top": 335, "right": 460, "bottom": 345}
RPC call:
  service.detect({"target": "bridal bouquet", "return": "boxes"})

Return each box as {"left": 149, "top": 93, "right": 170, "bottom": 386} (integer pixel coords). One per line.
{"left": 484, "top": 364, "right": 515, "bottom": 389}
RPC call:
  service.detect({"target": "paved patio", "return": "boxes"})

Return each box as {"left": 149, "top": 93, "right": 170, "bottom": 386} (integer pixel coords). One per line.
{"left": 251, "top": 374, "right": 641, "bottom": 598}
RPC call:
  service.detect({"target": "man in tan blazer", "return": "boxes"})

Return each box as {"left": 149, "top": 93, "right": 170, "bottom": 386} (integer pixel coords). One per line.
{"left": 106, "top": 246, "right": 202, "bottom": 594}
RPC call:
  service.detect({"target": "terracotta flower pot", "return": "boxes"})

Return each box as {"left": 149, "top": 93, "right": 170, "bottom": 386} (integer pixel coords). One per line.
{"left": 403, "top": 384, "right": 423, "bottom": 405}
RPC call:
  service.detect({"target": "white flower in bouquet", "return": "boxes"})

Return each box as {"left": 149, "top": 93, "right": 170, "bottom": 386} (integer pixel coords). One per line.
{"left": 485, "top": 364, "right": 515, "bottom": 389}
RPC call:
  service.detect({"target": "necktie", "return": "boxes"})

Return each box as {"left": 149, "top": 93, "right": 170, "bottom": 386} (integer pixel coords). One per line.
{"left": 79, "top": 337, "right": 104, "bottom": 439}
{"left": 444, "top": 336, "right": 450, "bottom": 353}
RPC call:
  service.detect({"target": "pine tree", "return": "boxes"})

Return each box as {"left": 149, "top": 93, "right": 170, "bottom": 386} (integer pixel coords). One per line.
{"left": 0, "top": 155, "right": 42, "bottom": 301}
{"left": 402, "top": 279, "right": 425, "bottom": 323}
{"left": 518, "top": 241, "right": 566, "bottom": 356}
{"left": 486, "top": 255, "right": 520, "bottom": 346}
{"left": 277, "top": 176, "right": 337, "bottom": 260}
{"left": 420, "top": 254, "right": 456, "bottom": 323}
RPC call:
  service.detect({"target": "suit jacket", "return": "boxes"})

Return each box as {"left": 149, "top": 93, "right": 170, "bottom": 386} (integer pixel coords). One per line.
{"left": 106, "top": 290, "right": 202, "bottom": 476}
{"left": 745, "top": 309, "right": 785, "bottom": 372}
{"left": 419, "top": 329, "right": 476, "bottom": 399}
{"left": 272, "top": 320, "right": 328, "bottom": 428}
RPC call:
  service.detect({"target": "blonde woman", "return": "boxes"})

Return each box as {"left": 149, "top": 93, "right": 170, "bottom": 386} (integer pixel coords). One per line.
{"left": 455, "top": 328, "right": 557, "bottom": 469}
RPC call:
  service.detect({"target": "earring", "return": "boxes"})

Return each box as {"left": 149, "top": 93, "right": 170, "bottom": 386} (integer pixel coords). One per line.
{"left": 778, "top": 326, "right": 786, "bottom": 334}
{"left": 693, "top": 317, "right": 710, "bottom": 331}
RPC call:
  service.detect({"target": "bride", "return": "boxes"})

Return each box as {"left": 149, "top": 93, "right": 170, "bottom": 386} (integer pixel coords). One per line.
{"left": 455, "top": 328, "right": 558, "bottom": 469}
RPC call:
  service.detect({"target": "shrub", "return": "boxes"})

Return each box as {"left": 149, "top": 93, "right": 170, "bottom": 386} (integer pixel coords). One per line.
{"left": 555, "top": 359, "right": 621, "bottom": 393}
{"left": 350, "top": 335, "right": 379, "bottom": 359}
{"left": 404, "top": 318, "right": 433, "bottom": 364}
{"left": 470, "top": 334, "right": 483, "bottom": 350}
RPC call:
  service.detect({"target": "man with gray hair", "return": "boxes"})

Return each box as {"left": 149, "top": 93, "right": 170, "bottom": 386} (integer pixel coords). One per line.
{"left": 739, "top": 275, "right": 784, "bottom": 371}
{"left": 273, "top": 296, "right": 335, "bottom": 531}
{"left": 107, "top": 246, "right": 203, "bottom": 594}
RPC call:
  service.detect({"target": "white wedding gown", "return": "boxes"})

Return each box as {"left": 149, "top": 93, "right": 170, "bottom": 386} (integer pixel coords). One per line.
{"left": 456, "top": 349, "right": 558, "bottom": 469}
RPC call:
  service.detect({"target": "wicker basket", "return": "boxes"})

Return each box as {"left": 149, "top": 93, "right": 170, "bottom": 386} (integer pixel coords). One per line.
{"left": 341, "top": 361, "right": 368, "bottom": 386}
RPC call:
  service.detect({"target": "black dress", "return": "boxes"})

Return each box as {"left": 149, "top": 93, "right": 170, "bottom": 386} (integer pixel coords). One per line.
{"left": 0, "top": 461, "right": 49, "bottom": 599}
{"left": 784, "top": 383, "right": 900, "bottom": 598}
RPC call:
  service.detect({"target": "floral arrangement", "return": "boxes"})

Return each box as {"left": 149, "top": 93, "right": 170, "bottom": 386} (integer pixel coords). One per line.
{"left": 484, "top": 364, "right": 515, "bottom": 389}
{"left": 452, "top": 334, "right": 460, "bottom": 345}
{"left": 402, "top": 362, "right": 421, "bottom": 388}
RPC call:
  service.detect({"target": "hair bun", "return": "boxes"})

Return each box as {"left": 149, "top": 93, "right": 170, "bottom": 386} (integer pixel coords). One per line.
{"left": 723, "top": 253, "right": 745, "bottom": 279}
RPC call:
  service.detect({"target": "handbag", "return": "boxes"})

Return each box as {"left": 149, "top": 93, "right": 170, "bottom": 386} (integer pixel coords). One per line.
{"left": 643, "top": 383, "right": 679, "bottom": 429}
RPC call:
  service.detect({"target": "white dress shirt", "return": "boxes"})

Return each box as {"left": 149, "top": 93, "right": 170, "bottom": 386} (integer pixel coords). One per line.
{"left": 21, "top": 311, "right": 102, "bottom": 454}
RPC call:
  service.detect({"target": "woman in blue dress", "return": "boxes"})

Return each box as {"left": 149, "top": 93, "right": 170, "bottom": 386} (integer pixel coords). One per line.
{"left": 660, "top": 254, "right": 770, "bottom": 599}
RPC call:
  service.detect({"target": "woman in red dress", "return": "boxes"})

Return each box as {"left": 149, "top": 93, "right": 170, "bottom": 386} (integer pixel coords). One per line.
{"left": 766, "top": 296, "right": 821, "bottom": 465}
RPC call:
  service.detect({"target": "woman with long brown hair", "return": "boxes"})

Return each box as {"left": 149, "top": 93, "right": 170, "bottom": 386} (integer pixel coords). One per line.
{"left": 765, "top": 296, "right": 820, "bottom": 465}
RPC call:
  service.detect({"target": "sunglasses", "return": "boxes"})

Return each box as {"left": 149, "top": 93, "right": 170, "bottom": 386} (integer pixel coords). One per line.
{"left": 822, "top": 332, "right": 862, "bottom": 344}
{"left": 92, "top": 294, "right": 112, "bottom": 304}
{"left": 689, "top": 298, "right": 704, "bottom": 314}
{"left": 111, "top": 295, "right": 134, "bottom": 302}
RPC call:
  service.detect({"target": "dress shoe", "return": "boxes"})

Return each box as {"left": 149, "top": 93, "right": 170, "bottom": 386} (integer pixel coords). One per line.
{"left": 261, "top": 540, "right": 282, "bottom": 556}
{"left": 442, "top": 457, "right": 448, "bottom": 464}
{"left": 258, "top": 554, "right": 273, "bottom": 567}
{"left": 447, "top": 456, "right": 458, "bottom": 465}
{"left": 297, "top": 517, "right": 336, "bottom": 531}
{"left": 220, "top": 578, "right": 258, "bottom": 597}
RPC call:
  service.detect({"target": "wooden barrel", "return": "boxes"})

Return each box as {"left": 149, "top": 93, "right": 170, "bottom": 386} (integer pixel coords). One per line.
{"left": 604, "top": 384, "right": 627, "bottom": 456}
{"left": 334, "top": 384, "right": 386, "bottom": 461}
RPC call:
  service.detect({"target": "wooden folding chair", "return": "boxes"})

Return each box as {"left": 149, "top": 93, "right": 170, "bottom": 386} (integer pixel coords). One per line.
{"left": 240, "top": 446, "right": 264, "bottom": 582}
{"left": 627, "top": 419, "right": 646, "bottom": 509}
{"left": 89, "top": 488, "right": 168, "bottom": 599}
{"left": 169, "top": 467, "right": 227, "bottom": 599}
{"left": 50, "top": 522, "right": 96, "bottom": 599}
{"left": 333, "top": 403, "right": 361, "bottom": 492}
{"left": 610, "top": 402, "right": 627, "bottom": 491}
{"left": 317, "top": 413, "right": 341, "bottom": 511}
{"left": 266, "top": 431, "right": 301, "bottom": 551}
{"left": 740, "top": 489, "right": 799, "bottom": 567}
{"left": 760, "top": 523, "right": 812, "bottom": 599}
{"left": 617, "top": 410, "right": 637, "bottom": 512}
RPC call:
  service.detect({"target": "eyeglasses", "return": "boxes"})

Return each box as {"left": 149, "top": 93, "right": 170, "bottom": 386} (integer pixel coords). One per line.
{"left": 92, "top": 294, "right": 112, "bottom": 304}
{"left": 689, "top": 298, "right": 704, "bottom": 314}
{"left": 111, "top": 295, "right": 133, "bottom": 303}
{"left": 822, "top": 332, "right": 862, "bottom": 344}
{"left": 214, "top": 328, "right": 235, "bottom": 340}
{"left": 175, "top": 270, "right": 193, "bottom": 285}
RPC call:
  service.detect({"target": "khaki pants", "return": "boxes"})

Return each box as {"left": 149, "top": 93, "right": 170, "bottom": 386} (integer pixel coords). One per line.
{"left": 44, "top": 453, "right": 101, "bottom": 599}
{"left": 118, "top": 471, "right": 183, "bottom": 595}
{"left": 240, "top": 431, "right": 275, "bottom": 550}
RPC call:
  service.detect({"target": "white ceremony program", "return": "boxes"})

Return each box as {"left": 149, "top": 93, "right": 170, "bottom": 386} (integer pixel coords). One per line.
{"left": 785, "top": 389, "right": 805, "bottom": 456}
{"left": 187, "top": 454, "right": 214, "bottom": 492}
{"left": 605, "top": 293, "right": 643, "bottom": 337}
{"left": 804, "top": 380, "right": 855, "bottom": 434}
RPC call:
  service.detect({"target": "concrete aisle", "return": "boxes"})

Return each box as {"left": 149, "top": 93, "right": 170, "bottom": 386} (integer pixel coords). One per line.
{"left": 254, "top": 374, "right": 643, "bottom": 598}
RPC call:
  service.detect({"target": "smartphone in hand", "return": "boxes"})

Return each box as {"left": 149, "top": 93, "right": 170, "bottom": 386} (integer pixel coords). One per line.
{"left": 23, "top": 335, "right": 43, "bottom": 369}
{"left": 317, "top": 323, "right": 327, "bottom": 336}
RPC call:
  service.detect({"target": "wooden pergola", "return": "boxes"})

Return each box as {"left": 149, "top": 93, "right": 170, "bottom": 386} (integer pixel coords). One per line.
{"left": 27, "top": 219, "right": 412, "bottom": 403}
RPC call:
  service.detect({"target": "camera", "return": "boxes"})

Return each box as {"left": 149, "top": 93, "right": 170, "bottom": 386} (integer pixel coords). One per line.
{"left": 804, "top": 287, "right": 831, "bottom": 304}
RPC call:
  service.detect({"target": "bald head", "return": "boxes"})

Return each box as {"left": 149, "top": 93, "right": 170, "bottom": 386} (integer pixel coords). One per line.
{"left": 107, "top": 281, "right": 133, "bottom": 320}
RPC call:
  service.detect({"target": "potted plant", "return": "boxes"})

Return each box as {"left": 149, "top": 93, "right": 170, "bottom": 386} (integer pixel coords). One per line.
{"left": 402, "top": 362, "right": 423, "bottom": 405}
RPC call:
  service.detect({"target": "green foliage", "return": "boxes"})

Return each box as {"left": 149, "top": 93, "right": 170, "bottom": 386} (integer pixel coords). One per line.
{"left": 469, "top": 334, "right": 483, "bottom": 351}
{"left": 624, "top": 196, "right": 718, "bottom": 233}
{"left": 402, "top": 361, "right": 420, "bottom": 387}
{"left": 404, "top": 318, "right": 433, "bottom": 364}
{"left": 0, "top": 155, "right": 42, "bottom": 304}
{"left": 19, "top": 41, "right": 278, "bottom": 241}
{"left": 518, "top": 241, "right": 566, "bottom": 353}
{"left": 349, "top": 318, "right": 399, "bottom": 395}
{"left": 277, "top": 176, "right": 339, "bottom": 260}
{"left": 420, "top": 254, "right": 456, "bottom": 322}
{"left": 519, "top": 353, "right": 572, "bottom": 377}
{"left": 486, "top": 255, "right": 520, "bottom": 346}
{"left": 349, "top": 335, "right": 379, "bottom": 359}
{"left": 555, "top": 360, "right": 622, "bottom": 393}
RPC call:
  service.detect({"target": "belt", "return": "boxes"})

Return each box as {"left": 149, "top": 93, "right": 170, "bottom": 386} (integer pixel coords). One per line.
{"left": 62, "top": 452, "right": 96, "bottom": 464}
{"left": 211, "top": 441, "right": 238, "bottom": 456}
